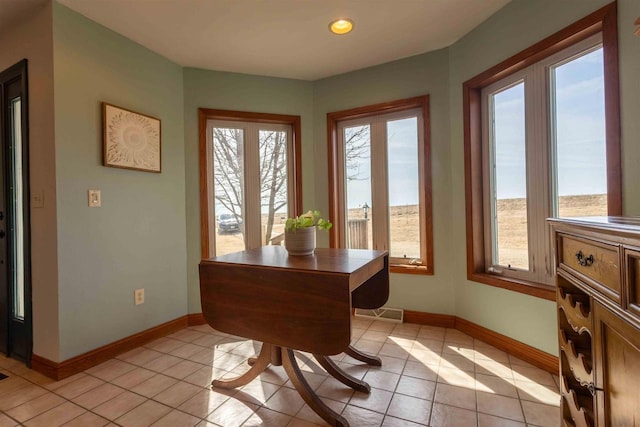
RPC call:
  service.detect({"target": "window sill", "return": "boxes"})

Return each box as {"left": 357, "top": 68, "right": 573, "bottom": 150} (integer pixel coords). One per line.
{"left": 468, "top": 272, "right": 555, "bottom": 301}
{"left": 390, "top": 264, "right": 433, "bottom": 275}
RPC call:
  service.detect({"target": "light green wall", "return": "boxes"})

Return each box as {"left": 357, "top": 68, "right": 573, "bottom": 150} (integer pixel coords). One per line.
{"left": 31, "top": 0, "right": 640, "bottom": 360}
{"left": 53, "top": 3, "right": 187, "bottom": 360}
{"left": 0, "top": 2, "right": 58, "bottom": 361}
{"left": 183, "top": 68, "right": 314, "bottom": 313}
{"left": 312, "top": 50, "right": 456, "bottom": 315}
{"left": 448, "top": 0, "right": 637, "bottom": 355}
{"left": 310, "top": 0, "right": 640, "bottom": 355}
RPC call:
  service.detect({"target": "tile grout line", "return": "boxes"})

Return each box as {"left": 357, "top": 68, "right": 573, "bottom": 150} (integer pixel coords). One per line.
{"left": 380, "top": 350, "right": 418, "bottom": 425}
{"left": 0, "top": 408, "right": 25, "bottom": 427}
{"left": 1, "top": 322, "right": 559, "bottom": 427}
{"left": 0, "top": 330, "right": 231, "bottom": 426}
{"left": 4, "top": 346, "right": 214, "bottom": 425}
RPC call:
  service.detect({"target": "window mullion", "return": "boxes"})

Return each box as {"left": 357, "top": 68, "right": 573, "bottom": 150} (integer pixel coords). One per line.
{"left": 206, "top": 122, "right": 216, "bottom": 256}
{"left": 539, "top": 63, "right": 554, "bottom": 284}
{"left": 285, "top": 128, "right": 294, "bottom": 219}
{"left": 526, "top": 68, "right": 541, "bottom": 281}
{"left": 527, "top": 64, "right": 550, "bottom": 284}
{"left": 482, "top": 91, "right": 497, "bottom": 268}
{"left": 244, "top": 123, "right": 262, "bottom": 249}
{"left": 336, "top": 125, "right": 348, "bottom": 247}
{"left": 416, "top": 113, "right": 427, "bottom": 263}
{"left": 370, "top": 120, "right": 388, "bottom": 251}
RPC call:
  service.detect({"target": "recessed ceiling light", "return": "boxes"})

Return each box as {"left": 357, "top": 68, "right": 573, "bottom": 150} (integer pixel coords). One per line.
{"left": 329, "top": 18, "right": 354, "bottom": 35}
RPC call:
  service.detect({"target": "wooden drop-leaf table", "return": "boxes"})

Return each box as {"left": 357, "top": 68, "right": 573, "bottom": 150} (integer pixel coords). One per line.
{"left": 199, "top": 246, "right": 389, "bottom": 427}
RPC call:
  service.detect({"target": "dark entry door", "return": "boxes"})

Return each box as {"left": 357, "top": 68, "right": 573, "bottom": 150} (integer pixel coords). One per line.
{"left": 0, "top": 60, "right": 32, "bottom": 364}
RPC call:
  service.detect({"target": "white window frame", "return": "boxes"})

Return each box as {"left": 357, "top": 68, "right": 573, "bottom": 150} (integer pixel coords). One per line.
{"left": 481, "top": 34, "right": 604, "bottom": 285}
{"left": 206, "top": 119, "right": 294, "bottom": 255}
{"left": 335, "top": 108, "right": 428, "bottom": 268}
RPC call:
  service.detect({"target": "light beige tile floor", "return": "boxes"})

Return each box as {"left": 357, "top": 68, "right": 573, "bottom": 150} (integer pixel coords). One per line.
{"left": 0, "top": 319, "right": 561, "bottom": 426}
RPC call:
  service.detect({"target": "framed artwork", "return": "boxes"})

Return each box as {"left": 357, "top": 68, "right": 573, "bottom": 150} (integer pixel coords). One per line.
{"left": 102, "top": 103, "right": 161, "bottom": 173}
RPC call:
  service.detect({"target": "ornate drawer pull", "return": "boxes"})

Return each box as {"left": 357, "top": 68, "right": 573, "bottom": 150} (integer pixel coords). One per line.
{"left": 576, "top": 251, "right": 594, "bottom": 267}
{"left": 587, "top": 382, "right": 603, "bottom": 396}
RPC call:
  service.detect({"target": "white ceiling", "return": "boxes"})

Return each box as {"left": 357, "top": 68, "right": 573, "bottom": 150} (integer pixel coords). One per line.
{"left": 8, "top": 0, "right": 511, "bottom": 81}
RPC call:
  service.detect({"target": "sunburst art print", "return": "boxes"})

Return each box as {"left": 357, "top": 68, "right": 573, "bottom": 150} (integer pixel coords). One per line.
{"left": 103, "top": 103, "right": 161, "bottom": 172}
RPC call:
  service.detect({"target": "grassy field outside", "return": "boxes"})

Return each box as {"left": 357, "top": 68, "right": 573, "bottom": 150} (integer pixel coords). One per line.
{"left": 495, "top": 193, "right": 606, "bottom": 267}
{"left": 213, "top": 194, "right": 607, "bottom": 261}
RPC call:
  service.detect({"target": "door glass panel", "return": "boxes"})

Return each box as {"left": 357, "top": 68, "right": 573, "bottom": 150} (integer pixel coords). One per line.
{"left": 491, "top": 82, "right": 529, "bottom": 270}
{"left": 552, "top": 47, "right": 607, "bottom": 218}
{"left": 344, "top": 125, "right": 372, "bottom": 250}
{"left": 213, "top": 127, "right": 246, "bottom": 255}
{"left": 387, "top": 117, "right": 420, "bottom": 260}
{"left": 10, "top": 98, "right": 24, "bottom": 320}
{"left": 259, "top": 130, "right": 288, "bottom": 245}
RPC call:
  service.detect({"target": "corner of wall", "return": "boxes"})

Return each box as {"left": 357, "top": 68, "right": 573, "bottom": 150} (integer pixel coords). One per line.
{"left": 0, "top": 0, "right": 61, "bottom": 362}
{"left": 52, "top": 3, "right": 188, "bottom": 360}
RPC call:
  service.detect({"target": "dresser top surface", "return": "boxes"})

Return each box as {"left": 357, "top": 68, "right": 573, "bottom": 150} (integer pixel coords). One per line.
{"left": 548, "top": 216, "right": 640, "bottom": 233}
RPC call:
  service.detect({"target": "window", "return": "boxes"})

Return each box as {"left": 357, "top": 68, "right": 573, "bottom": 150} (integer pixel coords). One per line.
{"left": 199, "top": 109, "right": 302, "bottom": 258}
{"left": 464, "top": 3, "right": 621, "bottom": 299}
{"left": 328, "top": 96, "right": 433, "bottom": 274}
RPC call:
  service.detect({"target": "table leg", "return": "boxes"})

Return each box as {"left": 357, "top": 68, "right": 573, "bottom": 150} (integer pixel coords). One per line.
{"left": 281, "top": 348, "right": 349, "bottom": 427}
{"left": 346, "top": 345, "right": 382, "bottom": 366}
{"left": 313, "top": 355, "right": 370, "bottom": 393}
{"left": 212, "top": 343, "right": 272, "bottom": 389}
{"left": 248, "top": 344, "right": 282, "bottom": 366}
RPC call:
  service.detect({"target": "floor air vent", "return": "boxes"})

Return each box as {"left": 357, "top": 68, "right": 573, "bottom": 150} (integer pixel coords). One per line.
{"left": 354, "top": 307, "right": 404, "bottom": 323}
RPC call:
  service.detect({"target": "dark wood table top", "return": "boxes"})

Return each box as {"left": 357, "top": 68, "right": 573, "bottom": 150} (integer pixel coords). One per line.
{"left": 202, "top": 246, "right": 388, "bottom": 292}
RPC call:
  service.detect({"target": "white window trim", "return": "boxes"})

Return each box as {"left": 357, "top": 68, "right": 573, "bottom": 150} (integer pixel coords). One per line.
{"left": 480, "top": 34, "right": 604, "bottom": 286}
{"left": 336, "top": 108, "right": 427, "bottom": 266}
{"left": 206, "top": 119, "right": 294, "bottom": 255}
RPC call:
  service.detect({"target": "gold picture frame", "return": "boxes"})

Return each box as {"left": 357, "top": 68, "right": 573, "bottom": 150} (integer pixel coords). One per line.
{"left": 102, "top": 102, "right": 161, "bottom": 173}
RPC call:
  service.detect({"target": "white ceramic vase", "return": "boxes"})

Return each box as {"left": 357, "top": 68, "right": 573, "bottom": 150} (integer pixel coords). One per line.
{"left": 284, "top": 226, "right": 316, "bottom": 256}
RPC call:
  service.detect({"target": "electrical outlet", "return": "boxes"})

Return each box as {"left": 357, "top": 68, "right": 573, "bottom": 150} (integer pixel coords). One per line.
{"left": 134, "top": 289, "right": 144, "bottom": 305}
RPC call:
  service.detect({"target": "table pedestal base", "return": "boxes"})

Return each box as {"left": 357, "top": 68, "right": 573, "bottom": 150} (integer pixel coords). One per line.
{"left": 346, "top": 344, "right": 382, "bottom": 366}
{"left": 314, "top": 354, "right": 370, "bottom": 393}
{"left": 213, "top": 343, "right": 359, "bottom": 427}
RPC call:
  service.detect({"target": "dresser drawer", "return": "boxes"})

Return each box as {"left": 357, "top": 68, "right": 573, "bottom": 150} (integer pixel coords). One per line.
{"left": 558, "top": 234, "right": 621, "bottom": 303}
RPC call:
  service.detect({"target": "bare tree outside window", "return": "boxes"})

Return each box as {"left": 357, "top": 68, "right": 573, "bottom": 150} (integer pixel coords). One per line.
{"left": 345, "top": 125, "right": 370, "bottom": 182}
{"left": 214, "top": 123, "right": 366, "bottom": 245}
{"left": 344, "top": 125, "right": 373, "bottom": 249}
{"left": 213, "top": 126, "right": 290, "bottom": 247}
{"left": 202, "top": 110, "right": 301, "bottom": 258}
{"left": 259, "top": 130, "right": 288, "bottom": 243}
{"left": 329, "top": 97, "right": 432, "bottom": 272}
{"left": 213, "top": 127, "right": 244, "bottom": 226}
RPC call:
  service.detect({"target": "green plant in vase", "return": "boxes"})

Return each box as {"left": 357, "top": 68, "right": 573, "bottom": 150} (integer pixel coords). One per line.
{"left": 285, "top": 210, "right": 333, "bottom": 232}
{"left": 284, "top": 211, "right": 332, "bottom": 256}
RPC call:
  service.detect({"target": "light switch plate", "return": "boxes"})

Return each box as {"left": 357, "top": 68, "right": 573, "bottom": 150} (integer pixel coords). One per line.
{"left": 32, "top": 191, "right": 44, "bottom": 208}
{"left": 88, "top": 189, "right": 101, "bottom": 207}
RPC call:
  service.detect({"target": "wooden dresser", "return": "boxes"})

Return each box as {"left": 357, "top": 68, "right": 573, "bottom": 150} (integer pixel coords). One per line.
{"left": 549, "top": 217, "right": 640, "bottom": 427}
